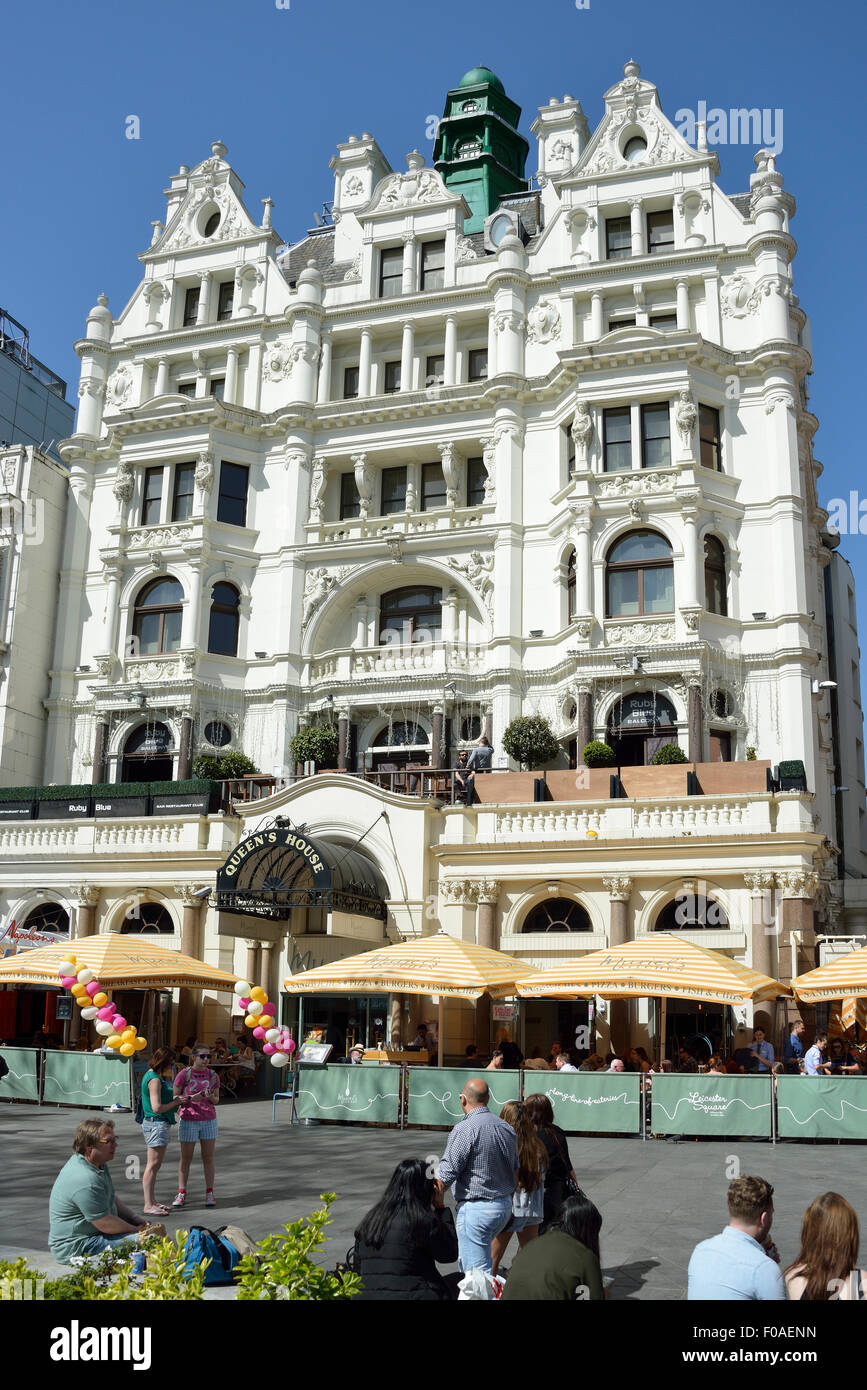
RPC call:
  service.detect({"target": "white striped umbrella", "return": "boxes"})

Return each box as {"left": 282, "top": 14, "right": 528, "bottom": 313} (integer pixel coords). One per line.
{"left": 792, "top": 946, "right": 867, "bottom": 1005}
{"left": 0, "top": 934, "right": 239, "bottom": 991}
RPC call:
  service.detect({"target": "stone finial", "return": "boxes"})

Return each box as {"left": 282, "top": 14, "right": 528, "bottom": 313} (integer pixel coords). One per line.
{"left": 211, "top": 141, "right": 227, "bottom": 159}
{"left": 406, "top": 149, "right": 425, "bottom": 170}
{"left": 262, "top": 197, "right": 274, "bottom": 229}
{"left": 623, "top": 59, "right": 641, "bottom": 78}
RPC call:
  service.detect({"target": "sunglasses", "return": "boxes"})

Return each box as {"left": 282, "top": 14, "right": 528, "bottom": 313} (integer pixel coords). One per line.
{"left": 194, "top": 1053, "right": 211, "bottom": 1060}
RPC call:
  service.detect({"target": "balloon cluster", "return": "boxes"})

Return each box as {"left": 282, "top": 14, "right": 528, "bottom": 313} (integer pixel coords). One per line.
{"left": 58, "top": 956, "right": 148, "bottom": 1058}
{"left": 233, "top": 980, "right": 296, "bottom": 1068}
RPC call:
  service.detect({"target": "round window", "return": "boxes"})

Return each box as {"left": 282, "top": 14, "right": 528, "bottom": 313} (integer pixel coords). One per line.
{"left": 623, "top": 136, "right": 647, "bottom": 164}
{"left": 205, "top": 720, "right": 231, "bottom": 747}
{"left": 203, "top": 210, "right": 221, "bottom": 237}
{"left": 489, "top": 213, "right": 513, "bottom": 247}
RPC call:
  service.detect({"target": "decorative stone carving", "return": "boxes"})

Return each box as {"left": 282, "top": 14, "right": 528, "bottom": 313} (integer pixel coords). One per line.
{"left": 441, "top": 878, "right": 500, "bottom": 906}
{"left": 195, "top": 450, "right": 214, "bottom": 494}
{"left": 125, "top": 658, "right": 177, "bottom": 680}
{"left": 494, "top": 310, "right": 526, "bottom": 335}
{"left": 352, "top": 453, "right": 374, "bottom": 520}
{"left": 77, "top": 379, "right": 105, "bottom": 400}
{"left": 764, "top": 391, "right": 796, "bottom": 415}
{"left": 374, "top": 155, "right": 448, "bottom": 210}
{"left": 343, "top": 175, "right": 364, "bottom": 199}
{"left": 105, "top": 365, "right": 133, "bottom": 410}
{"left": 343, "top": 252, "right": 362, "bottom": 282}
{"left": 302, "top": 568, "right": 337, "bottom": 629}
{"left": 597, "top": 470, "right": 674, "bottom": 498}
{"left": 603, "top": 875, "right": 632, "bottom": 900}
{"left": 681, "top": 608, "right": 702, "bottom": 634}
{"left": 175, "top": 882, "right": 211, "bottom": 906}
{"left": 605, "top": 621, "right": 675, "bottom": 646}
{"left": 112, "top": 458, "right": 135, "bottom": 506}
{"left": 744, "top": 872, "right": 777, "bottom": 894}
{"left": 527, "top": 298, "right": 562, "bottom": 345}
{"left": 481, "top": 435, "right": 497, "bottom": 505}
{"left": 438, "top": 442, "right": 459, "bottom": 509}
{"left": 570, "top": 401, "right": 593, "bottom": 468}
{"left": 720, "top": 273, "right": 762, "bottom": 320}
{"left": 777, "top": 870, "right": 820, "bottom": 900}
{"left": 448, "top": 550, "right": 494, "bottom": 621}
{"left": 574, "top": 619, "right": 593, "bottom": 640}
{"left": 675, "top": 389, "right": 697, "bottom": 452}
{"left": 93, "top": 654, "right": 115, "bottom": 679}
{"left": 163, "top": 182, "right": 244, "bottom": 252}
{"left": 455, "top": 235, "right": 479, "bottom": 262}
{"left": 75, "top": 883, "right": 100, "bottom": 907}
{"left": 262, "top": 339, "right": 306, "bottom": 383}
{"left": 549, "top": 137, "right": 574, "bottom": 165}
{"left": 308, "top": 455, "right": 328, "bottom": 522}
{"left": 127, "top": 525, "right": 193, "bottom": 550}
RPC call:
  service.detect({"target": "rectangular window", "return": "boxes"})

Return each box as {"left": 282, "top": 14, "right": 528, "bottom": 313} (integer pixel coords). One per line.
{"left": 608, "top": 314, "right": 636, "bottom": 331}
{"left": 420, "top": 240, "right": 446, "bottom": 292}
{"left": 607, "top": 568, "right": 640, "bottom": 616}
{"left": 425, "top": 354, "right": 445, "bottom": 388}
{"left": 643, "top": 566, "right": 675, "bottom": 613}
{"left": 340, "top": 471, "right": 360, "bottom": 520}
{"left": 209, "top": 378, "right": 225, "bottom": 401}
{"left": 217, "top": 281, "right": 234, "bottom": 321}
{"left": 141, "top": 467, "right": 163, "bottom": 525}
{"left": 649, "top": 313, "right": 677, "bottom": 329}
{"left": 641, "top": 403, "right": 671, "bottom": 469}
{"left": 383, "top": 360, "right": 401, "bottom": 394}
{"left": 183, "top": 286, "right": 200, "bottom": 327}
{"left": 343, "top": 366, "right": 360, "bottom": 399}
{"left": 421, "top": 462, "right": 447, "bottom": 511}
{"left": 468, "top": 348, "right": 488, "bottom": 381}
{"left": 699, "top": 404, "right": 721, "bottom": 471}
{"left": 172, "top": 463, "right": 196, "bottom": 522}
{"left": 217, "top": 461, "right": 248, "bottom": 527}
{"left": 466, "top": 456, "right": 487, "bottom": 507}
{"left": 381, "top": 466, "right": 407, "bottom": 514}
{"left": 647, "top": 210, "right": 675, "bottom": 255}
{"left": 177, "top": 381, "right": 197, "bottom": 398}
{"left": 603, "top": 407, "right": 631, "bottom": 472}
{"left": 605, "top": 216, "right": 631, "bottom": 261}
{"left": 379, "top": 246, "right": 403, "bottom": 298}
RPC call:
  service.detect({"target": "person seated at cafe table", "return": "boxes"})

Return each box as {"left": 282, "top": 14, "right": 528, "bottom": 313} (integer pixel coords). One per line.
{"left": 707, "top": 1055, "right": 726, "bottom": 1075}
{"left": 826, "top": 1038, "right": 860, "bottom": 1075}
{"left": 803, "top": 1033, "right": 832, "bottom": 1076}
{"left": 523, "top": 1046, "right": 550, "bottom": 1071}
{"left": 337, "top": 1043, "right": 366, "bottom": 1065}
{"left": 555, "top": 1051, "right": 579, "bottom": 1074}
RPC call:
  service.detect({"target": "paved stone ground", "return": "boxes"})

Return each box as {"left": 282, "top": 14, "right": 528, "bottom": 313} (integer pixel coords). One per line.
{"left": 2, "top": 1098, "right": 865, "bottom": 1300}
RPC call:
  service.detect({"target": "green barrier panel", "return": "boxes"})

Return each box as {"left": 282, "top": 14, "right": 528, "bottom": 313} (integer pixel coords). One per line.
{"left": 525, "top": 1072, "right": 642, "bottom": 1134}
{"left": 294, "top": 1064, "right": 401, "bottom": 1123}
{"left": 42, "top": 1052, "right": 133, "bottom": 1109}
{"left": 0, "top": 1048, "right": 40, "bottom": 1102}
{"left": 406, "top": 1068, "right": 522, "bottom": 1126}
{"left": 651, "top": 1075, "right": 772, "bottom": 1137}
{"left": 777, "top": 1076, "right": 867, "bottom": 1140}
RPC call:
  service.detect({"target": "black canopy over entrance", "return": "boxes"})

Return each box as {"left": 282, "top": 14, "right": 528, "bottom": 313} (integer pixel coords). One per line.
{"left": 215, "top": 825, "right": 387, "bottom": 923}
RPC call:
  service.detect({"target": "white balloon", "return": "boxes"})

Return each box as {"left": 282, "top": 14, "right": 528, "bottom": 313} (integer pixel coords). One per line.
{"left": 265, "top": 1029, "right": 281, "bottom": 1044}
{"left": 95, "top": 1021, "right": 114, "bottom": 1037}
{"left": 233, "top": 980, "right": 252, "bottom": 996}
{"left": 59, "top": 961, "right": 77, "bottom": 977}
{"left": 270, "top": 1052, "right": 290, "bottom": 1068}
{"left": 246, "top": 1000, "right": 264, "bottom": 1017}
{"left": 81, "top": 1006, "right": 99, "bottom": 1020}
{"left": 76, "top": 968, "right": 94, "bottom": 985}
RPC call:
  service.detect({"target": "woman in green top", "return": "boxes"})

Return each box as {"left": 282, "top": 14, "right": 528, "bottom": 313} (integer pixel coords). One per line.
{"left": 501, "top": 1193, "right": 604, "bottom": 1301}
{"left": 140, "top": 1048, "right": 184, "bottom": 1215}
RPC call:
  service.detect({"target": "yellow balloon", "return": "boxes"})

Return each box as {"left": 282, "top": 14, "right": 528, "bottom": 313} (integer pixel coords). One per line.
{"left": 258, "top": 1015, "right": 274, "bottom": 1030}
{"left": 75, "top": 995, "right": 89, "bottom": 1008}
{"left": 249, "top": 986, "right": 267, "bottom": 1004}
{"left": 120, "top": 1042, "right": 135, "bottom": 1057}
{"left": 93, "top": 993, "right": 108, "bottom": 1007}
{"left": 122, "top": 1027, "right": 137, "bottom": 1041}
{"left": 106, "top": 1035, "right": 122, "bottom": 1049}
{"left": 71, "top": 983, "right": 87, "bottom": 997}
{"left": 245, "top": 1014, "right": 258, "bottom": 1027}
{"left": 134, "top": 1037, "right": 148, "bottom": 1051}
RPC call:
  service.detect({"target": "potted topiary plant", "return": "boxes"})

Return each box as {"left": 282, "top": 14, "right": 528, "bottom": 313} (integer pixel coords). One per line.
{"left": 192, "top": 752, "right": 259, "bottom": 781}
{"left": 650, "top": 743, "right": 688, "bottom": 765}
{"left": 777, "top": 759, "right": 807, "bottom": 791}
{"left": 290, "top": 723, "right": 339, "bottom": 771}
{"left": 502, "top": 715, "right": 560, "bottom": 770}
{"left": 582, "top": 740, "right": 616, "bottom": 768}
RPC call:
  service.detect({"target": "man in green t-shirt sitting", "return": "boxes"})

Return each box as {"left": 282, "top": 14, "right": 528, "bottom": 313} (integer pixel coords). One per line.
{"left": 49, "top": 1118, "right": 154, "bottom": 1264}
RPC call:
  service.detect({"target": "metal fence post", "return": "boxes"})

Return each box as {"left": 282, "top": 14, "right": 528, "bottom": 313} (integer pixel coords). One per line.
{"left": 771, "top": 1074, "right": 777, "bottom": 1145}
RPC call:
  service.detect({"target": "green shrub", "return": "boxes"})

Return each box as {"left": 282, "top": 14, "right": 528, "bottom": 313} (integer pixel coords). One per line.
{"left": 235, "top": 1194, "right": 361, "bottom": 1301}
{"left": 778, "top": 759, "right": 806, "bottom": 780}
{"left": 147, "top": 779, "right": 219, "bottom": 796}
{"left": 582, "top": 740, "right": 616, "bottom": 768}
{"left": 650, "top": 743, "right": 688, "bottom": 765}
{"left": 745, "top": 746, "right": 757, "bottom": 761}
{"left": 90, "top": 783, "right": 148, "bottom": 799}
{"left": 193, "top": 752, "right": 259, "bottom": 780}
{"left": 0, "top": 1235, "right": 205, "bottom": 1301}
{"left": 290, "top": 724, "right": 339, "bottom": 770}
{"left": 502, "top": 715, "right": 560, "bottom": 770}
{"left": 0, "top": 788, "right": 35, "bottom": 803}
{"left": 36, "top": 785, "right": 92, "bottom": 802}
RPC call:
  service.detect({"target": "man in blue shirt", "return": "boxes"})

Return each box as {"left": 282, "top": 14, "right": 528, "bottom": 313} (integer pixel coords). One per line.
{"left": 804, "top": 1033, "right": 831, "bottom": 1075}
{"left": 784, "top": 1020, "right": 806, "bottom": 1074}
{"left": 748, "top": 1027, "right": 774, "bottom": 1073}
{"left": 688, "top": 1175, "right": 784, "bottom": 1300}
{"left": 436, "top": 1078, "right": 517, "bottom": 1274}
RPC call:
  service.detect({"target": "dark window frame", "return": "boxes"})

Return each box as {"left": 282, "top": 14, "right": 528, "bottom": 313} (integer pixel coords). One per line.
{"left": 378, "top": 586, "right": 442, "bottom": 644}
{"left": 420, "top": 239, "right": 446, "bottom": 292}
{"left": 182, "top": 286, "right": 200, "bottom": 327}
{"left": 646, "top": 209, "right": 675, "bottom": 255}
{"left": 343, "top": 365, "right": 360, "bottom": 400}
{"left": 468, "top": 348, "right": 488, "bottom": 382}
{"left": 208, "top": 581, "right": 241, "bottom": 657}
{"left": 141, "top": 467, "right": 163, "bottom": 526}
{"left": 641, "top": 402, "right": 672, "bottom": 470}
{"left": 603, "top": 407, "right": 632, "bottom": 473}
{"left": 216, "top": 281, "right": 234, "bottom": 321}
{"left": 699, "top": 404, "right": 722, "bottom": 472}
{"left": 383, "top": 360, "right": 402, "bottom": 394}
{"left": 425, "top": 354, "right": 445, "bottom": 388}
{"left": 466, "top": 457, "right": 486, "bottom": 507}
{"left": 421, "top": 461, "right": 447, "bottom": 512}
{"left": 704, "top": 535, "right": 728, "bottom": 616}
{"left": 340, "top": 471, "right": 360, "bottom": 520}
{"left": 132, "top": 578, "right": 184, "bottom": 655}
{"left": 171, "top": 463, "right": 196, "bottom": 522}
{"left": 381, "top": 465, "right": 408, "bottom": 515}
{"left": 605, "top": 216, "right": 632, "bottom": 261}
{"left": 378, "top": 246, "right": 403, "bottom": 299}
{"left": 567, "top": 550, "right": 577, "bottom": 622}
{"left": 217, "top": 461, "right": 249, "bottom": 528}
{"left": 605, "top": 530, "right": 675, "bottom": 618}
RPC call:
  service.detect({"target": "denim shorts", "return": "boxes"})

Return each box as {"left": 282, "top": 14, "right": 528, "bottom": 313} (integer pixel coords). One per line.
{"left": 178, "top": 1118, "right": 218, "bottom": 1143}
{"left": 141, "top": 1119, "right": 172, "bottom": 1148}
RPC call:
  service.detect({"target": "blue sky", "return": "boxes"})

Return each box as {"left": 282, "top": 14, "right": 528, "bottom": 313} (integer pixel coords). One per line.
{"left": 4, "top": 0, "right": 866, "bottom": 677}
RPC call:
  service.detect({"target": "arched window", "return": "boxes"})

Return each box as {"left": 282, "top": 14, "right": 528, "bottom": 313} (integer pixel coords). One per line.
{"left": 132, "top": 577, "right": 183, "bottom": 655}
{"left": 120, "top": 903, "right": 175, "bottom": 934}
{"left": 461, "top": 715, "right": 482, "bottom": 741}
{"left": 522, "top": 898, "right": 593, "bottom": 933}
{"left": 606, "top": 531, "right": 673, "bottom": 617}
{"left": 656, "top": 895, "right": 729, "bottom": 931}
{"left": 121, "top": 722, "right": 174, "bottom": 784}
{"left": 566, "top": 550, "right": 577, "bottom": 623}
{"left": 379, "top": 587, "right": 442, "bottom": 644}
{"left": 373, "top": 722, "right": 426, "bottom": 748}
{"left": 704, "top": 536, "right": 727, "bottom": 616}
{"left": 22, "top": 903, "right": 70, "bottom": 936}
{"left": 208, "top": 582, "right": 240, "bottom": 657}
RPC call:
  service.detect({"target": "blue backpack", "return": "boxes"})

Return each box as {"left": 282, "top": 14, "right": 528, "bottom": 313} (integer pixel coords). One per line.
{"left": 183, "top": 1226, "right": 239, "bottom": 1285}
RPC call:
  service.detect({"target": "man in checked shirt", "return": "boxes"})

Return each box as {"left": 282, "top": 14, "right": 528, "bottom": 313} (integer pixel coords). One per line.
{"left": 434, "top": 1077, "right": 518, "bottom": 1275}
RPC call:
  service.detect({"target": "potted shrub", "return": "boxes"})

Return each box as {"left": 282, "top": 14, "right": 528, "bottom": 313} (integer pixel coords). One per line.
{"left": 0, "top": 786, "right": 37, "bottom": 822}
{"left": 502, "top": 715, "right": 560, "bottom": 770}
{"left": 290, "top": 724, "right": 339, "bottom": 771}
{"left": 192, "top": 752, "right": 259, "bottom": 781}
{"left": 91, "top": 782, "right": 150, "bottom": 819}
{"left": 650, "top": 743, "right": 688, "bottom": 765}
{"left": 778, "top": 759, "right": 807, "bottom": 791}
{"left": 582, "top": 740, "right": 616, "bottom": 768}
{"left": 149, "top": 779, "right": 222, "bottom": 816}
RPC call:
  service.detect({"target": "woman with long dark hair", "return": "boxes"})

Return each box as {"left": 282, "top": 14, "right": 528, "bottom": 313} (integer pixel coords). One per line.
{"left": 524, "top": 1092, "right": 579, "bottom": 1231}
{"left": 354, "top": 1158, "right": 458, "bottom": 1300}
{"left": 491, "top": 1101, "right": 547, "bottom": 1276}
{"left": 785, "top": 1193, "right": 867, "bottom": 1300}
{"left": 501, "top": 1192, "right": 604, "bottom": 1300}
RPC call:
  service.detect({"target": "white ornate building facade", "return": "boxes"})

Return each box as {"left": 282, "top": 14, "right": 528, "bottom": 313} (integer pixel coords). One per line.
{"left": 1, "top": 61, "right": 865, "bottom": 1057}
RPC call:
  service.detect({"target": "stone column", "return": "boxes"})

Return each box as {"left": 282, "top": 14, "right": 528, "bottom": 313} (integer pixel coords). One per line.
{"left": 102, "top": 565, "right": 122, "bottom": 655}
{"left": 389, "top": 996, "right": 404, "bottom": 1048}
{"left": 155, "top": 356, "right": 169, "bottom": 397}
{"left": 244, "top": 939, "right": 261, "bottom": 989}
{"left": 676, "top": 278, "right": 690, "bottom": 331}
{"left": 487, "top": 311, "right": 497, "bottom": 377}
{"left": 629, "top": 198, "right": 645, "bottom": 256}
{"left": 400, "top": 319, "right": 415, "bottom": 392}
{"left": 431, "top": 706, "right": 444, "bottom": 768}
{"left": 70, "top": 886, "right": 100, "bottom": 1044}
{"left": 777, "top": 871, "right": 819, "bottom": 985}
{"left": 745, "top": 872, "right": 778, "bottom": 984}
{"left": 92, "top": 720, "right": 110, "bottom": 785}
{"left": 177, "top": 886, "right": 206, "bottom": 1043}
{"left": 316, "top": 333, "right": 332, "bottom": 403}
{"left": 680, "top": 495, "right": 700, "bottom": 608}
{"left": 484, "top": 709, "right": 494, "bottom": 744}
{"left": 224, "top": 347, "right": 239, "bottom": 407}
{"left": 444, "top": 313, "right": 457, "bottom": 387}
{"left": 358, "top": 329, "right": 372, "bottom": 397}
{"left": 603, "top": 877, "right": 632, "bottom": 1053}
{"left": 337, "top": 709, "right": 350, "bottom": 770}
{"left": 688, "top": 680, "right": 703, "bottom": 762}
{"left": 577, "top": 687, "right": 593, "bottom": 758}
{"left": 177, "top": 716, "right": 194, "bottom": 781}
{"left": 401, "top": 233, "right": 416, "bottom": 295}
{"left": 260, "top": 942, "right": 276, "bottom": 1018}
{"left": 196, "top": 272, "right": 212, "bottom": 326}
{"left": 475, "top": 881, "right": 501, "bottom": 1056}
{"left": 574, "top": 508, "right": 592, "bottom": 613}
{"left": 590, "top": 290, "right": 604, "bottom": 341}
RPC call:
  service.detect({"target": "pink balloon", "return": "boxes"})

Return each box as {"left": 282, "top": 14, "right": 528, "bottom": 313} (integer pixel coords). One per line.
{"left": 61, "top": 976, "right": 77, "bottom": 989}
{"left": 85, "top": 981, "right": 100, "bottom": 997}
{"left": 253, "top": 1026, "right": 266, "bottom": 1039}
{"left": 111, "top": 1016, "right": 127, "bottom": 1032}
{"left": 262, "top": 1003, "right": 273, "bottom": 1016}
{"left": 97, "top": 1006, "right": 115, "bottom": 1021}
{"left": 238, "top": 997, "right": 251, "bottom": 1010}
{"left": 286, "top": 1038, "right": 297, "bottom": 1053}
{"left": 263, "top": 1043, "right": 277, "bottom": 1055}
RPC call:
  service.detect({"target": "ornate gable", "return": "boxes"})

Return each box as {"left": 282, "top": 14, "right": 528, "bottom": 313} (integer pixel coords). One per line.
{"left": 365, "top": 151, "right": 466, "bottom": 218}
{"left": 570, "top": 61, "right": 707, "bottom": 180}
{"left": 145, "top": 143, "right": 263, "bottom": 257}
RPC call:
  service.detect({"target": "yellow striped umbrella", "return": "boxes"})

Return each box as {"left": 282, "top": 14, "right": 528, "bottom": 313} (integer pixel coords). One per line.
{"left": 515, "top": 934, "right": 790, "bottom": 1005}
{"left": 792, "top": 947, "right": 867, "bottom": 1005}
{"left": 283, "top": 931, "right": 538, "bottom": 1002}
{"left": 0, "top": 934, "right": 239, "bottom": 991}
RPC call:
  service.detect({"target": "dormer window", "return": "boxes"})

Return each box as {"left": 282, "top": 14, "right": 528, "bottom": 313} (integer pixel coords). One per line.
{"left": 623, "top": 136, "right": 647, "bottom": 164}
{"left": 456, "top": 138, "right": 481, "bottom": 159}
{"left": 203, "top": 210, "right": 221, "bottom": 237}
